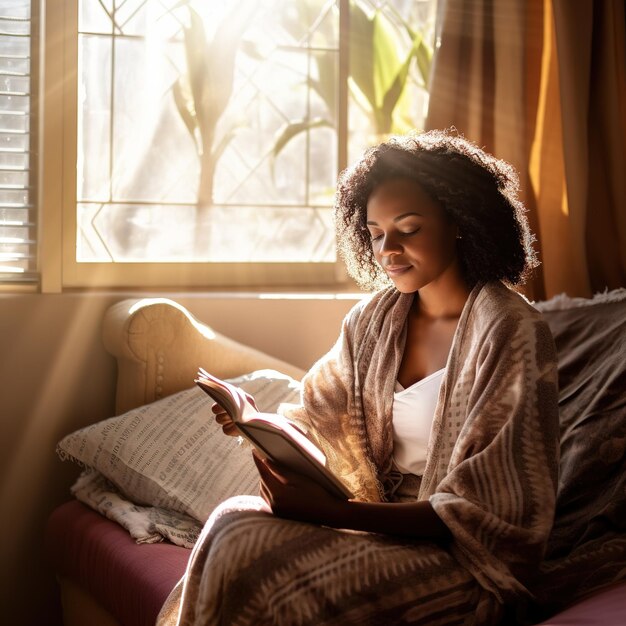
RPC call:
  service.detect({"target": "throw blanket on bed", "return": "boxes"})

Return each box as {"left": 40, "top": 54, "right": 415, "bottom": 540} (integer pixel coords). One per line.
{"left": 158, "top": 281, "right": 560, "bottom": 625}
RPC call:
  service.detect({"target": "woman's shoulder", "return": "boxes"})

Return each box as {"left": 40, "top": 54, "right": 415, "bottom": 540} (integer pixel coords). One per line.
{"left": 466, "top": 282, "right": 555, "bottom": 350}
{"left": 474, "top": 281, "right": 545, "bottom": 324}
{"left": 468, "top": 282, "right": 558, "bottom": 372}
{"left": 344, "top": 286, "right": 406, "bottom": 325}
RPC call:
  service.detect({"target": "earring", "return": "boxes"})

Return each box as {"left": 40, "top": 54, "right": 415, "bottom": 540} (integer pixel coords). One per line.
{"left": 456, "top": 234, "right": 462, "bottom": 240}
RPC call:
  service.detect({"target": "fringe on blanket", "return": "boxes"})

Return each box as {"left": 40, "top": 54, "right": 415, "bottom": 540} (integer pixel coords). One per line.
{"left": 533, "top": 287, "right": 626, "bottom": 312}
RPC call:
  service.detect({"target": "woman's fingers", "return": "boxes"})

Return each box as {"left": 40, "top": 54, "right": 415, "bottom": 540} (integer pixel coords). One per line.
{"left": 214, "top": 411, "right": 230, "bottom": 425}
{"left": 211, "top": 402, "right": 239, "bottom": 436}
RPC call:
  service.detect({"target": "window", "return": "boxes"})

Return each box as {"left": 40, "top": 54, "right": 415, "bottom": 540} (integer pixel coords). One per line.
{"left": 0, "top": 0, "right": 36, "bottom": 285}
{"left": 52, "top": 0, "right": 436, "bottom": 289}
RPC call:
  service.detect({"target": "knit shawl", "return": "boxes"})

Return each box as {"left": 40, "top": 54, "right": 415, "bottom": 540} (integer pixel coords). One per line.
{"left": 286, "top": 281, "right": 560, "bottom": 602}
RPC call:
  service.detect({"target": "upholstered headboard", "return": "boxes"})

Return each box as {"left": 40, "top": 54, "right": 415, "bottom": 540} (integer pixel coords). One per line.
{"left": 102, "top": 298, "right": 306, "bottom": 415}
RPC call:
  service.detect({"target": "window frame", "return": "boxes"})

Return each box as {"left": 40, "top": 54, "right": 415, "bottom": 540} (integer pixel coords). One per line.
{"left": 40, "top": 0, "right": 351, "bottom": 292}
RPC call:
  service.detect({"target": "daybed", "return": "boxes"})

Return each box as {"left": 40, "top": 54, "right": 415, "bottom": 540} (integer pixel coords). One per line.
{"left": 46, "top": 291, "right": 626, "bottom": 625}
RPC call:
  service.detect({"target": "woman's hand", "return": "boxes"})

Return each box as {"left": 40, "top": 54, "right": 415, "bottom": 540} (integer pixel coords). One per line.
{"left": 253, "top": 452, "right": 452, "bottom": 540}
{"left": 211, "top": 393, "right": 257, "bottom": 437}
{"left": 252, "top": 451, "right": 347, "bottom": 526}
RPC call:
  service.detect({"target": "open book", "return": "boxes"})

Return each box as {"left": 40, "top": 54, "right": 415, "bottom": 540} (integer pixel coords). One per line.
{"left": 195, "top": 368, "right": 353, "bottom": 500}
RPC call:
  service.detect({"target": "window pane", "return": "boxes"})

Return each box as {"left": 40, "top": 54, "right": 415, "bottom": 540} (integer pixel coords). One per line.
{"left": 111, "top": 35, "right": 196, "bottom": 203}
{"left": 77, "top": 202, "right": 335, "bottom": 262}
{"left": 348, "top": 0, "right": 437, "bottom": 162}
{"left": 76, "top": 0, "right": 340, "bottom": 264}
{"left": 79, "top": 0, "right": 113, "bottom": 34}
{"left": 77, "top": 34, "right": 111, "bottom": 201}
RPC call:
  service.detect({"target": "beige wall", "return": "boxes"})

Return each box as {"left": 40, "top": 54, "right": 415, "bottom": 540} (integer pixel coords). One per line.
{"left": 0, "top": 291, "right": 359, "bottom": 625}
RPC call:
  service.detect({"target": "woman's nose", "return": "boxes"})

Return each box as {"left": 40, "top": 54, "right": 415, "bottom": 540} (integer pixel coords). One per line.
{"left": 379, "top": 233, "right": 403, "bottom": 256}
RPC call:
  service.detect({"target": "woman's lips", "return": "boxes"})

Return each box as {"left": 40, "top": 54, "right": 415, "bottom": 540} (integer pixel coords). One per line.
{"left": 385, "top": 264, "right": 412, "bottom": 276}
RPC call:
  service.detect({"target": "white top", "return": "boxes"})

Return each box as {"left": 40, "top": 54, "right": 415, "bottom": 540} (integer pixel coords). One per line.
{"left": 392, "top": 368, "right": 445, "bottom": 475}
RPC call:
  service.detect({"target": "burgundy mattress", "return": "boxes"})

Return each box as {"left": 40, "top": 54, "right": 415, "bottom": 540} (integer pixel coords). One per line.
{"left": 45, "top": 500, "right": 190, "bottom": 626}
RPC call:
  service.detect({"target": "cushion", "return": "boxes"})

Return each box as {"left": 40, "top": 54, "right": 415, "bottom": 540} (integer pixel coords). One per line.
{"left": 529, "top": 289, "right": 626, "bottom": 613}
{"left": 535, "top": 291, "right": 626, "bottom": 549}
{"left": 57, "top": 370, "right": 301, "bottom": 524}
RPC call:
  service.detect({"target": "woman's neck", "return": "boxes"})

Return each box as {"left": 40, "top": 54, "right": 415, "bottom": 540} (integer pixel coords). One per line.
{"left": 414, "top": 273, "right": 471, "bottom": 320}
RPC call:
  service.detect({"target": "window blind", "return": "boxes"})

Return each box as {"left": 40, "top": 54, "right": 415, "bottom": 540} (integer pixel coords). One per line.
{"left": 0, "top": 0, "right": 36, "bottom": 283}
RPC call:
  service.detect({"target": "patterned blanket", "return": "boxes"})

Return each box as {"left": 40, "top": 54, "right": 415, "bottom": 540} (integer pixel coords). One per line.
{"left": 157, "top": 497, "right": 503, "bottom": 625}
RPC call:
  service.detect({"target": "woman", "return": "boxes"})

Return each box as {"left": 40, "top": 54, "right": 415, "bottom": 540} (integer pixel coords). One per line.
{"left": 158, "top": 130, "right": 560, "bottom": 625}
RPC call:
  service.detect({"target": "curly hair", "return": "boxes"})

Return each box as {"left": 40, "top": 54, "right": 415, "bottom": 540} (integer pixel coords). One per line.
{"left": 334, "top": 129, "right": 538, "bottom": 291}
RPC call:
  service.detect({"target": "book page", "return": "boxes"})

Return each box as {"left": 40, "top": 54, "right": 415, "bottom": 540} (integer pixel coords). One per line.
{"left": 196, "top": 368, "right": 256, "bottom": 421}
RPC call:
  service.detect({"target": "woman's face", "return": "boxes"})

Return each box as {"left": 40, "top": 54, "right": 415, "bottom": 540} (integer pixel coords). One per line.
{"left": 366, "top": 177, "right": 460, "bottom": 294}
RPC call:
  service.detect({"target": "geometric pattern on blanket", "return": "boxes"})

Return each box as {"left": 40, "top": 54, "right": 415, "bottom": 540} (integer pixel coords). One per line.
{"left": 157, "top": 497, "right": 505, "bottom": 626}
{"left": 57, "top": 370, "right": 301, "bottom": 545}
{"left": 529, "top": 289, "right": 626, "bottom": 616}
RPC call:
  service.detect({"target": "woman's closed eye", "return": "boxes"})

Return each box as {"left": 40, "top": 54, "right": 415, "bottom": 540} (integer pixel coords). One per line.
{"left": 369, "top": 227, "right": 420, "bottom": 241}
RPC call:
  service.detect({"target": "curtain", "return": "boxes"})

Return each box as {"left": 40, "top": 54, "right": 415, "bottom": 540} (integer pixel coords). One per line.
{"left": 425, "top": 0, "right": 626, "bottom": 298}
